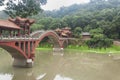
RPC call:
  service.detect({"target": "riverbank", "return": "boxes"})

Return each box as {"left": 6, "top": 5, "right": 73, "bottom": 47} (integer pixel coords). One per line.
{"left": 67, "top": 45, "right": 120, "bottom": 54}
{"left": 36, "top": 45, "right": 120, "bottom": 54}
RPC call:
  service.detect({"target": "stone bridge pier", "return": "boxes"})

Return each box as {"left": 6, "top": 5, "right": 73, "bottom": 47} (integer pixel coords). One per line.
{"left": 13, "top": 58, "right": 34, "bottom": 68}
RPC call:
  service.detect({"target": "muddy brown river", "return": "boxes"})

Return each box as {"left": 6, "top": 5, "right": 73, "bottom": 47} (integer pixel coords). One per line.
{"left": 0, "top": 49, "right": 120, "bottom": 80}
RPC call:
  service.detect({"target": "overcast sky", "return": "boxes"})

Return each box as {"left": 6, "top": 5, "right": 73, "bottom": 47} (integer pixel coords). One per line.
{"left": 41, "top": 0, "right": 90, "bottom": 11}
{"left": 0, "top": 0, "right": 90, "bottom": 11}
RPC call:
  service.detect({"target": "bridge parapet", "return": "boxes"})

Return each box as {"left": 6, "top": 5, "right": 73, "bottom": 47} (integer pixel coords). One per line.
{"left": 0, "top": 36, "right": 38, "bottom": 41}
{"left": 0, "top": 30, "right": 76, "bottom": 41}
{"left": 30, "top": 30, "right": 45, "bottom": 37}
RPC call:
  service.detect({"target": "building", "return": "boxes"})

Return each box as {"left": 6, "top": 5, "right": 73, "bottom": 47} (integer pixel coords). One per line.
{"left": 0, "top": 17, "right": 35, "bottom": 37}
{"left": 0, "top": 20, "right": 21, "bottom": 37}
{"left": 81, "top": 32, "right": 91, "bottom": 40}
{"left": 55, "top": 27, "right": 72, "bottom": 37}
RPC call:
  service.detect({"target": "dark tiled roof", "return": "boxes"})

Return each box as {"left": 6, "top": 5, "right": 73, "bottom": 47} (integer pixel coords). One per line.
{"left": 0, "top": 20, "right": 21, "bottom": 29}
{"left": 8, "top": 17, "right": 35, "bottom": 27}
{"left": 81, "top": 32, "right": 90, "bottom": 35}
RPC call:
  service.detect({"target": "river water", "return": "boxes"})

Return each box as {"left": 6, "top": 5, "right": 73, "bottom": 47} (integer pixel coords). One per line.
{"left": 0, "top": 49, "right": 120, "bottom": 80}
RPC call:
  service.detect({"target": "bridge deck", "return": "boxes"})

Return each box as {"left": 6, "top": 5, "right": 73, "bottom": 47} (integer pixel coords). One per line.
{"left": 0, "top": 30, "right": 76, "bottom": 42}
{"left": 0, "top": 37, "right": 76, "bottom": 41}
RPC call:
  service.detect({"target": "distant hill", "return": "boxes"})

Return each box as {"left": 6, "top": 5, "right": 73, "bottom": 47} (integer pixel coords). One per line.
{"left": 44, "top": 0, "right": 120, "bottom": 18}
{"left": 0, "top": 11, "right": 8, "bottom": 19}
{"left": 44, "top": 4, "right": 84, "bottom": 18}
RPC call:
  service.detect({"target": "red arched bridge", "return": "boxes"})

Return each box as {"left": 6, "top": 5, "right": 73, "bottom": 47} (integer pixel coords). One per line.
{"left": 0, "top": 30, "right": 74, "bottom": 67}
{"left": 0, "top": 17, "right": 75, "bottom": 67}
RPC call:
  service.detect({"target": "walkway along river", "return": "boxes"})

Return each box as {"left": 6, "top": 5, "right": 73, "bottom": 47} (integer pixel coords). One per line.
{"left": 0, "top": 49, "right": 120, "bottom": 80}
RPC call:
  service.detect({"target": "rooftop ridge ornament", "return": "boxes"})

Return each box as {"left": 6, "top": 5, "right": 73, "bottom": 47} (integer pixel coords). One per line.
{"left": 7, "top": 17, "right": 35, "bottom": 35}
{"left": 8, "top": 17, "right": 35, "bottom": 27}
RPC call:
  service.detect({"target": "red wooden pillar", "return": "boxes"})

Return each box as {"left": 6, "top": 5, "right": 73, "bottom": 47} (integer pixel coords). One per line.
{"left": 19, "top": 42, "right": 21, "bottom": 48}
{"left": 30, "top": 41, "right": 35, "bottom": 60}
{"left": 23, "top": 41, "right": 26, "bottom": 53}
{"left": 28, "top": 41, "right": 30, "bottom": 58}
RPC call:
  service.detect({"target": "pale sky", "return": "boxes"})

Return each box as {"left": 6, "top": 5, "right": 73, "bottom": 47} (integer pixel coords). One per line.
{"left": 42, "top": 0, "right": 90, "bottom": 10}
{"left": 0, "top": 0, "right": 90, "bottom": 11}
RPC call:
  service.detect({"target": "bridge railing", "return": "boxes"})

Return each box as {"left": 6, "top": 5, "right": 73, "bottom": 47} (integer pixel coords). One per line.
{"left": 30, "top": 30, "right": 44, "bottom": 37}
{"left": 0, "top": 30, "right": 45, "bottom": 41}
{"left": 0, "top": 35, "right": 39, "bottom": 41}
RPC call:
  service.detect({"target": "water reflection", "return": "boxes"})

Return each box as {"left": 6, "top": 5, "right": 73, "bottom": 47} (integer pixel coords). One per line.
{"left": 36, "top": 73, "right": 46, "bottom": 80}
{"left": 54, "top": 74, "right": 73, "bottom": 80}
{"left": 12, "top": 68, "right": 36, "bottom": 80}
{"left": 1, "top": 50, "right": 120, "bottom": 80}
{"left": 0, "top": 73, "right": 13, "bottom": 80}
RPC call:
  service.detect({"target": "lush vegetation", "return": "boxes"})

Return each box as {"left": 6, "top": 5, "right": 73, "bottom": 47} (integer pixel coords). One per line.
{"left": 3, "top": 0, "right": 47, "bottom": 18}
{"left": 30, "top": 0, "right": 120, "bottom": 39}
{"left": 86, "top": 34, "right": 113, "bottom": 48}
{"left": 30, "top": 0, "right": 120, "bottom": 48}
{"left": 0, "top": 0, "right": 4, "bottom": 6}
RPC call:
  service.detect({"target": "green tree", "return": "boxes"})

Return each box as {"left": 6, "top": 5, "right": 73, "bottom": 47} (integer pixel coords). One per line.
{"left": 73, "top": 27, "right": 82, "bottom": 38}
{"left": 0, "top": 0, "right": 4, "bottom": 6}
{"left": 86, "top": 34, "right": 113, "bottom": 48}
{"left": 108, "top": 16, "right": 120, "bottom": 39}
{"left": 4, "top": 0, "right": 47, "bottom": 18}
{"left": 38, "top": 17, "right": 53, "bottom": 30}
{"left": 49, "top": 18, "right": 67, "bottom": 29}
{"left": 90, "top": 28, "right": 103, "bottom": 35}
{"left": 31, "top": 24, "right": 44, "bottom": 32}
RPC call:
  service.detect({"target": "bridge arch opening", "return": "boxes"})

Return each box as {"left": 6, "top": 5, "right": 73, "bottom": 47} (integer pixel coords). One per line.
{"left": 36, "top": 31, "right": 61, "bottom": 48}
{"left": 37, "top": 34, "right": 61, "bottom": 49}
{"left": 0, "top": 44, "right": 30, "bottom": 67}
{"left": 38, "top": 36, "right": 54, "bottom": 48}
{"left": 0, "top": 44, "right": 27, "bottom": 59}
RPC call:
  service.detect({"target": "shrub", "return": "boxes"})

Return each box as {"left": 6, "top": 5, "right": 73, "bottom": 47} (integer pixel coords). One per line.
{"left": 86, "top": 34, "right": 113, "bottom": 48}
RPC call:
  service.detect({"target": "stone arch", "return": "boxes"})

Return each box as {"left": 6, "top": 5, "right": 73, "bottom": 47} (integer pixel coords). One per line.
{"left": 35, "top": 31, "right": 61, "bottom": 49}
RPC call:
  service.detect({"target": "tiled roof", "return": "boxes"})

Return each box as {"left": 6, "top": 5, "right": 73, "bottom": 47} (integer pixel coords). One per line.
{"left": 0, "top": 20, "right": 21, "bottom": 29}
{"left": 8, "top": 17, "right": 35, "bottom": 26}
{"left": 81, "top": 32, "right": 90, "bottom": 35}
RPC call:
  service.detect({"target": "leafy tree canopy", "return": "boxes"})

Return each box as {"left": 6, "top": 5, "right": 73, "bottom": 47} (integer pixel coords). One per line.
{"left": 0, "top": 0, "right": 5, "bottom": 6}
{"left": 4, "top": 0, "right": 47, "bottom": 18}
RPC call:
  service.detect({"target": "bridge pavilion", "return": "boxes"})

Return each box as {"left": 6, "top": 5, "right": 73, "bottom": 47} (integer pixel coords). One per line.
{"left": 0, "top": 20, "right": 21, "bottom": 37}
{"left": 0, "top": 17, "right": 35, "bottom": 37}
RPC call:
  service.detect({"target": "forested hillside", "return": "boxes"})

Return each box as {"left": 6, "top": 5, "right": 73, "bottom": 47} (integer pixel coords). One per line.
{"left": 31, "top": 0, "right": 120, "bottom": 40}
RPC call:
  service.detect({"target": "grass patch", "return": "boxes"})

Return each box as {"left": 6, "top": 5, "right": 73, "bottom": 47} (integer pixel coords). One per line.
{"left": 36, "top": 45, "right": 120, "bottom": 54}
{"left": 36, "top": 47, "right": 52, "bottom": 50}
{"left": 67, "top": 45, "right": 120, "bottom": 54}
